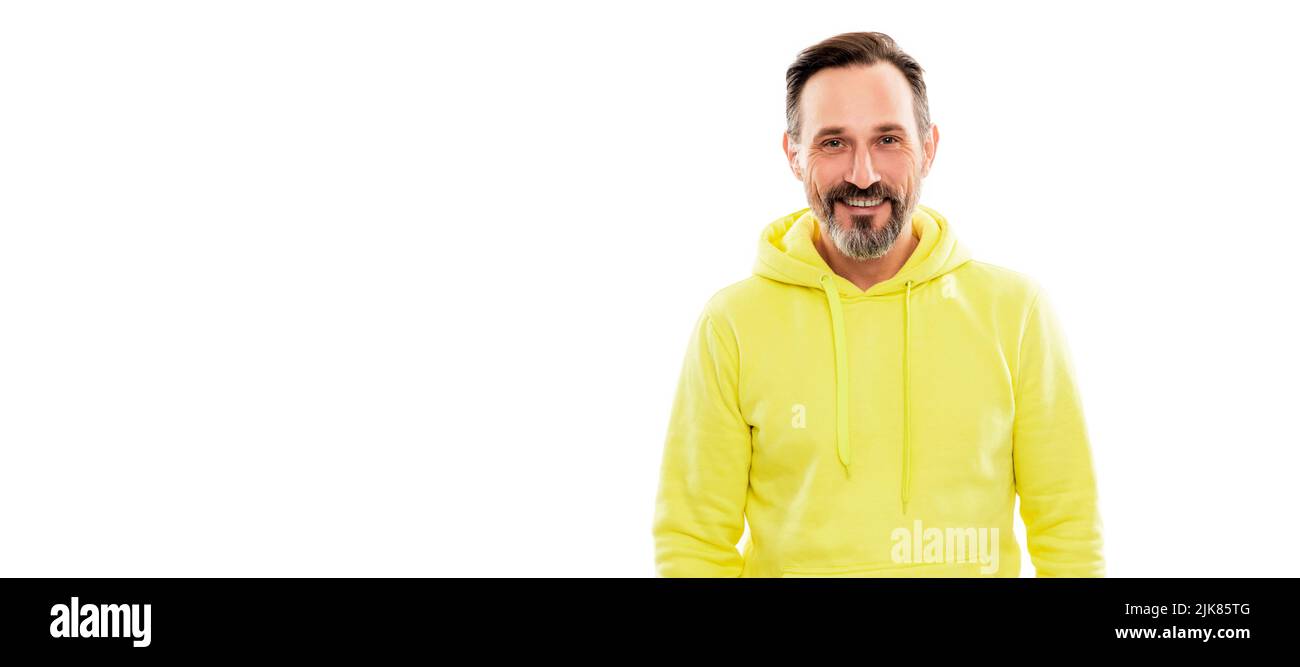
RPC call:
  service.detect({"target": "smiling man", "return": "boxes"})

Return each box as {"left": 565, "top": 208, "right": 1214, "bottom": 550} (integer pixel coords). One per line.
{"left": 652, "top": 32, "right": 1105, "bottom": 578}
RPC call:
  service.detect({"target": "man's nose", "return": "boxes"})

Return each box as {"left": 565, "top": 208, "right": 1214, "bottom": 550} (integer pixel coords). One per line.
{"left": 846, "top": 148, "right": 880, "bottom": 190}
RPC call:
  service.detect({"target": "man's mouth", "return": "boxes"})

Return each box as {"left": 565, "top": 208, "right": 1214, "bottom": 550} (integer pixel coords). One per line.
{"left": 837, "top": 197, "right": 887, "bottom": 212}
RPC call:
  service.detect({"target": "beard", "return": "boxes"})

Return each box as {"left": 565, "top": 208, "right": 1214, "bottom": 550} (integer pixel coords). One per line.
{"left": 808, "top": 175, "right": 921, "bottom": 261}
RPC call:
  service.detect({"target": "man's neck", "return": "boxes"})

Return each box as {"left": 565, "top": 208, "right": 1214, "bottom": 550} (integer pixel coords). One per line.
{"left": 813, "top": 219, "right": 920, "bottom": 292}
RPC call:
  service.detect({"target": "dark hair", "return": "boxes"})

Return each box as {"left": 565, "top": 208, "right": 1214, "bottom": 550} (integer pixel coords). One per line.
{"left": 785, "top": 32, "right": 931, "bottom": 145}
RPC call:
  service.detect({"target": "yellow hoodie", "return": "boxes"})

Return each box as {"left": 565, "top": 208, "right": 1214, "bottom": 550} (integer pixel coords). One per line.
{"left": 653, "top": 205, "right": 1104, "bottom": 577}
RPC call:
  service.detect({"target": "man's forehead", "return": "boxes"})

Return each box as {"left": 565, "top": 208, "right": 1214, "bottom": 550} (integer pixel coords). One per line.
{"left": 801, "top": 65, "right": 914, "bottom": 136}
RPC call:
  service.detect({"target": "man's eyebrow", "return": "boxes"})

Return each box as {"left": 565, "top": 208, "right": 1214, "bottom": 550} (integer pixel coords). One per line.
{"left": 811, "top": 124, "right": 907, "bottom": 140}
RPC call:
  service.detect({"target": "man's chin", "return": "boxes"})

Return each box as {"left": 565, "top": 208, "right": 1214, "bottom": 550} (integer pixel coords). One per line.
{"left": 832, "top": 219, "right": 908, "bottom": 259}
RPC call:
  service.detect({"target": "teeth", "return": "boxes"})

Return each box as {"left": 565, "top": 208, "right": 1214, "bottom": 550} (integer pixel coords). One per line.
{"left": 844, "top": 198, "right": 884, "bottom": 207}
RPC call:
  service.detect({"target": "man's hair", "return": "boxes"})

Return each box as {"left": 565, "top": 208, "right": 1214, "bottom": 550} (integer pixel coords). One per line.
{"left": 785, "top": 32, "right": 931, "bottom": 146}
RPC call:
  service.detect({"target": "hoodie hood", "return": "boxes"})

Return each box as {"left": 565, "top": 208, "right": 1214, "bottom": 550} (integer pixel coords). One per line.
{"left": 752, "top": 204, "right": 973, "bottom": 513}
{"left": 754, "top": 203, "right": 972, "bottom": 298}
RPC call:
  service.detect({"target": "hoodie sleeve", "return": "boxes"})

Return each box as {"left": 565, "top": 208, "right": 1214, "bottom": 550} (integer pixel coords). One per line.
{"left": 1013, "top": 287, "right": 1106, "bottom": 577}
{"left": 652, "top": 304, "right": 752, "bottom": 577}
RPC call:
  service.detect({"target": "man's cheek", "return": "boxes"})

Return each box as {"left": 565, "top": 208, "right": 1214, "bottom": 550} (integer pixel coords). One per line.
{"left": 806, "top": 178, "right": 824, "bottom": 203}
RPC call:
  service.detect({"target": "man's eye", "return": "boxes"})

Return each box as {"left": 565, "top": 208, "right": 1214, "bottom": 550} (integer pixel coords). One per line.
{"left": 822, "top": 139, "right": 844, "bottom": 148}
{"left": 881, "top": 136, "right": 900, "bottom": 144}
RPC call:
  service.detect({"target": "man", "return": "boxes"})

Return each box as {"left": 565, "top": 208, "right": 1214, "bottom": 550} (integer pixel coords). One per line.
{"left": 652, "top": 32, "right": 1104, "bottom": 577}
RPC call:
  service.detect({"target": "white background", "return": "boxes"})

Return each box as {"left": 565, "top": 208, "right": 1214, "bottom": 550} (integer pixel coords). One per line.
{"left": 2, "top": 1, "right": 1297, "bottom": 577}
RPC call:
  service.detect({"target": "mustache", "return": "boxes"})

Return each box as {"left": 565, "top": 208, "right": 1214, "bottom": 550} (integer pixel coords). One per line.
{"left": 824, "top": 183, "right": 895, "bottom": 203}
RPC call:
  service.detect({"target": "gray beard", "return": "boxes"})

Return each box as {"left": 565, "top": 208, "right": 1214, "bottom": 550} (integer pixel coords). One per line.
{"left": 822, "top": 210, "right": 905, "bottom": 260}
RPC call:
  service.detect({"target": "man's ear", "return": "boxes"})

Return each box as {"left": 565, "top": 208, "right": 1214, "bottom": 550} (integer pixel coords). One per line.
{"left": 920, "top": 123, "right": 939, "bottom": 178}
{"left": 782, "top": 132, "right": 803, "bottom": 180}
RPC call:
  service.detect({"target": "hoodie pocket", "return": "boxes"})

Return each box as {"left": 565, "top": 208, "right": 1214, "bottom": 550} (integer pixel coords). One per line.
{"left": 781, "top": 560, "right": 987, "bottom": 578}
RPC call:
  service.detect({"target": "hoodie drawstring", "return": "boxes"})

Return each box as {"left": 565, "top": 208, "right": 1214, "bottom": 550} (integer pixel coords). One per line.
{"left": 901, "top": 280, "right": 913, "bottom": 515}
{"left": 818, "top": 274, "right": 916, "bottom": 514}
{"left": 818, "top": 274, "right": 851, "bottom": 475}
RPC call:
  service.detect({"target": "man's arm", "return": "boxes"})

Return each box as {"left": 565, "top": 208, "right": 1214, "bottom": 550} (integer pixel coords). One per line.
{"left": 652, "top": 304, "right": 751, "bottom": 577}
{"left": 1013, "top": 287, "right": 1106, "bottom": 577}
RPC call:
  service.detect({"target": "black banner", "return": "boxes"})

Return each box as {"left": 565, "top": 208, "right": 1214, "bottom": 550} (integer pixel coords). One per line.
{"left": 2, "top": 578, "right": 1290, "bottom": 656}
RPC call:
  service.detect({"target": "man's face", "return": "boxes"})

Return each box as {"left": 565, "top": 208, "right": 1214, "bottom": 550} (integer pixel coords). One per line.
{"left": 783, "top": 63, "right": 938, "bottom": 260}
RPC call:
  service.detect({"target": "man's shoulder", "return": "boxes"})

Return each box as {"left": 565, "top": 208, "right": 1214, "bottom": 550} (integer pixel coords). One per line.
{"left": 954, "top": 259, "right": 1044, "bottom": 305}
{"left": 696, "top": 276, "right": 780, "bottom": 331}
